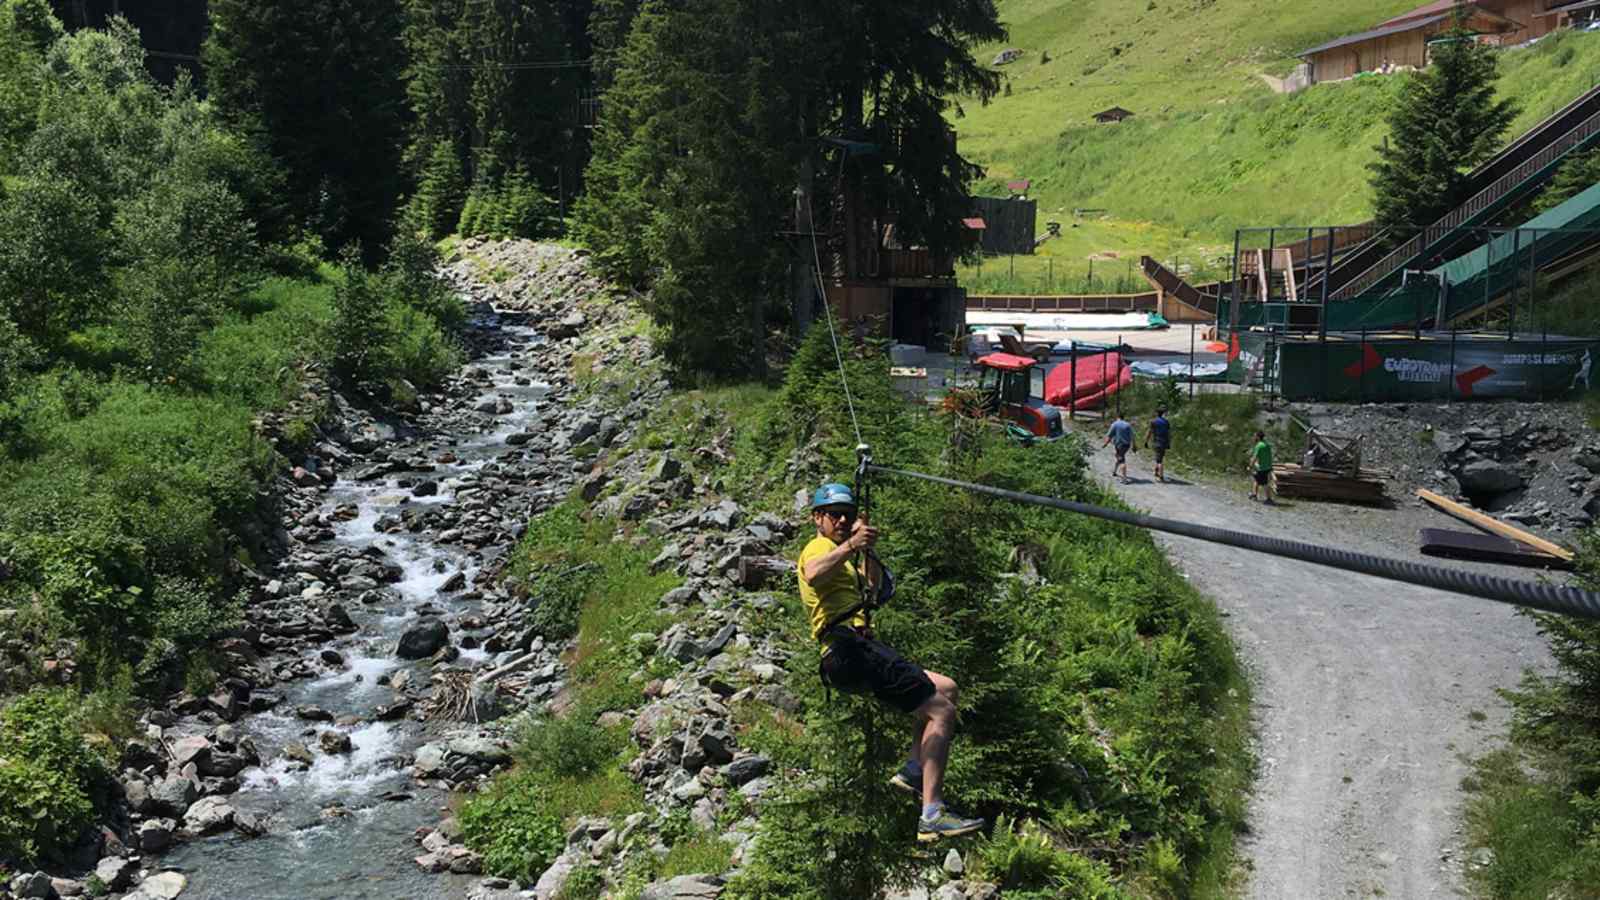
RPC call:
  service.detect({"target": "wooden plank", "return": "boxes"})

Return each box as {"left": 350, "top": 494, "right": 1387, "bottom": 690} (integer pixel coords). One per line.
{"left": 1415, "top": 488, "right": 1575, "bottom": 562}
{"left": 1418, "top": 528, "right": 1571, "bottom": 570}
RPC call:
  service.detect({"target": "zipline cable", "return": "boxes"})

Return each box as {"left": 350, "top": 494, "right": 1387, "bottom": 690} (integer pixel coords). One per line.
{"left": 803, "top": 157, "right": 864, "bottom": 449}
{"left": 868, "top": 464, "right": 1600, "bottom": 623}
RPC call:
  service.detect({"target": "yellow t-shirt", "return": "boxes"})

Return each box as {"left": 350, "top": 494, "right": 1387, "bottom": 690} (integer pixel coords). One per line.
{"left": 796, "top": 535, "right": 868, "bottom": 646}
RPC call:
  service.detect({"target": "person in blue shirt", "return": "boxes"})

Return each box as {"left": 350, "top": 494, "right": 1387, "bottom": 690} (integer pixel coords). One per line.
{"left": 1102, "top": 414, "right": 1135, "bottom": 483}
{"left": 1144, "top": 407, "right": 1171, "bottom": 483}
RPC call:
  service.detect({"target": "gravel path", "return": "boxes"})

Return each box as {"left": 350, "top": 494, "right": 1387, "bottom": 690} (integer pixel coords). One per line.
{"left": 1084, "top": 448, "right": 1556, "bottom": 899}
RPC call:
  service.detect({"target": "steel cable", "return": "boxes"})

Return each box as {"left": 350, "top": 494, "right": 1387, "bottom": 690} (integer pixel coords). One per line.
{"left": 869, "top": 464, "right": 1600, "bottom": 622}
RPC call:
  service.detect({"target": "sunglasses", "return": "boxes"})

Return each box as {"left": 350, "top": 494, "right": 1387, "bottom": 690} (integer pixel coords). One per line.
{"left": 818, "top": 507, "right": 856, "bottom": 521}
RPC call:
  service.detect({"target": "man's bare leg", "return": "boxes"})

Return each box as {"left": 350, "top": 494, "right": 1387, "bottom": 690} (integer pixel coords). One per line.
{"left": 918, "top": 671, "right": 959, "bottom": 809}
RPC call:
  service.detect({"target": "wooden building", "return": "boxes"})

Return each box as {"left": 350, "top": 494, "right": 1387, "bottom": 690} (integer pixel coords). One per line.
{"left": 792, "top": 132, "right": 974, "bottom": 349}
{"left": 1299, "top": 1, "right": 1589, "bottom": 85}
{"left": 1092, "top": 106, "right": 1135, "bottom": 124}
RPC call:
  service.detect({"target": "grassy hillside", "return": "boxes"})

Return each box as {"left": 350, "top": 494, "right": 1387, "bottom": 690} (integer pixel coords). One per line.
{"left": 957, "top": 0, "right": 1600, "bottom": 292}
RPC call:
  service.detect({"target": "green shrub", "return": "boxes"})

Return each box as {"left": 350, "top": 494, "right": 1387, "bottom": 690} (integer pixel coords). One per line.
{"left": 0, "top": 756, "right": 94, "bottom": 865}
{"left": 459, "top": 771, "right": 566, "bottom": 884}
{"left": 0, "top": 688, "right": 107, "bottom": 864}
{"left": 969, "top": 817, "right": 1123, "bottom": 898}
{"left": 556, "top": 864, "right": 606, "bottom": 900}
{"left": 330, "top": 248, "right": 390, "bottom": 382}
{"left": 514, "top": 712, "right": 623, "bottom": 780}
{"left": 1466, "top": 530, "right": 1600, "bottom": 896}
{"left": 0, "top": 378, "right": 268, "bottom": 676}
{"left": 380, "top": 304, "right": 461, "bottom": 390}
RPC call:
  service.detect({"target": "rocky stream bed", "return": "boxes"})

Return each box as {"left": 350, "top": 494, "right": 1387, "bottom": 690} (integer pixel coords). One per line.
{"left": 2, "top": 241, "right": 1005, "bottom": 900}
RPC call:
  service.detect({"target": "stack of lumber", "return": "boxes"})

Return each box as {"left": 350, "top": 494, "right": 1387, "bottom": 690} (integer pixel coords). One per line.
{"left": 1416, "top": 489, "right": 1575, "bottom": 570}
{"left": 1270, "top": 464, "right": 1387, "bottom": 505}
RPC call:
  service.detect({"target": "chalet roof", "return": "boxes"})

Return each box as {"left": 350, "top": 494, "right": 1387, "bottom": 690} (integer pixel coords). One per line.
{"left": 1092, "top": 106, "right": 1134, "bottom": 120}
{"left": 1297, "top": 6, "right": 1520, "bottom": 58}
{"left": 1006, "top": 179, "right": 1031, "bottom": 193}
{"left": 1381, "top": 0, "right": 1470, "bottom": 27}
{"left": 962, "top": 217, "right": 987, "bottom": 230}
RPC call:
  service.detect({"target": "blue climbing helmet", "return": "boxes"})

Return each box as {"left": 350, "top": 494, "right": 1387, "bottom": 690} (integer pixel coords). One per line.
{"left": 811, "top": 482, "right": 856, "bottom": 510}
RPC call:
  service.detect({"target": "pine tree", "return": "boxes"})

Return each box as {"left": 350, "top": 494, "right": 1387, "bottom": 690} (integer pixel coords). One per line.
{"left": 401, "top": 0, "right": 578, "bottom": 236}
{"left": 1369, "top": 24, "right": 1518, "bottom": 234}
{"left": 580, "top": 0, "right": 792, "bottom": 377}
{"left": 204, "top": 0, "right": 408, "bottom": 255}
{"left": 579, "top": 0, "right": 1004, "bottom": 378}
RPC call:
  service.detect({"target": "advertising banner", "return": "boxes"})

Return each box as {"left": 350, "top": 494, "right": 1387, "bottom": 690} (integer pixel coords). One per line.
{"left": 1277, "top": 338, "right": 1599, "bottom": 402}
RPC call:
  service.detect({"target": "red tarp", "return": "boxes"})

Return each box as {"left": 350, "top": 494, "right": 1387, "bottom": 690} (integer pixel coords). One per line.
{"left": 977, "top": 352, "right": 1037, "bottom": 372}
{"left": 1043, "top": 351, "right": 1132, "bottom": 410}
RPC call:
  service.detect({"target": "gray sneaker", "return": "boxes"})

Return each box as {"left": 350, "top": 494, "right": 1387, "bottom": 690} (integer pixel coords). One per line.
{"left": 889, "top": 763, "right": 923, "bottom": 797}
{"left": 917, "top": 808, "right": 984, "bottom": 842}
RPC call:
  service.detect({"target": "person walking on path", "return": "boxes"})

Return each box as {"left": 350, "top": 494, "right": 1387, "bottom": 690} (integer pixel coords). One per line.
{"left": 1103, "top": 414, "right": 1135, "bottom": 483}
{"left": 1144, "top": 407, "right": 1171, "bottom": 483}
{"left": 796, "top": 482, "right": 985, "bottom": 843}
{"left": 1248, "top": 430, "right": 1275, "bottom": 504}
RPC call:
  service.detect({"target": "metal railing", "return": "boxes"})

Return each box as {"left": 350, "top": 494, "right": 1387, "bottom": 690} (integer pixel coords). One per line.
{"left": 1306, "top": 82, "right": 1600, "bottom": 298}
{"left": 1334, "top": 103, "right": 1600, "bottom": 300}
{"left": 966, "top": 293, "right": 1159, "bottom": 313}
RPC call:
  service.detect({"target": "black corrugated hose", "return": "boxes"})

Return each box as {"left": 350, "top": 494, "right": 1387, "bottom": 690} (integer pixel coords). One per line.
{"left": 868, "top": 464, "right": 1600, "bottom": 623}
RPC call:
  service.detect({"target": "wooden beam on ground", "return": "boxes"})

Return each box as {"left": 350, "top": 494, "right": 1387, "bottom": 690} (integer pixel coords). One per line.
{"left": 1415, "top": 488, "right": 1575, "bottom": 562}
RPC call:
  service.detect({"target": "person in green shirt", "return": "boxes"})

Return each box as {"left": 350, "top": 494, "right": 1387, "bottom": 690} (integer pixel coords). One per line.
{"left": 796, "top": 482, "right": 984, "bottom": 842}
{"left": 1248, "top": 430, "right": 1275, "bottom": 504}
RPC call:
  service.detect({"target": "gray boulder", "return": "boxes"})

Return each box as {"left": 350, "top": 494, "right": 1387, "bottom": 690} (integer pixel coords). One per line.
{"left": 9, "top": 872, "right": 50, "bottom": 899}
{"left": 150, "top": 773, "right": 199, "bottom": 816}
{"left": 532, "top": 850, "right": 583, "bottom": 900}
{"left": 319, "top": 730, "right": 354, "bottom": 755}
{"left": 137, "top": 818, "right": 177, "bottom": 852}
{"left": 641, "top": 874, "right": 724, "bottom": 900}
{"left": 184, "top": 796, "right": 236, "bottom": 835}
{"left": 1456, "top": 459, "right": 1524, "bottom": 497}
{"left": 125, "top": 871, "right": 188, "bottom": 900}
{"left": 397, "top": 619, "right": 450, "bottom": 659}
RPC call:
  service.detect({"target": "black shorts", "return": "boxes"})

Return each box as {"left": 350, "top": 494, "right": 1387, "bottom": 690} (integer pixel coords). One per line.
{"left": 1114, "top": 444, "right": 1129, "bottom": 463}
{"left": 819, "top": 630, "right": 936, "bottom": 714}
{"left": 1154, "top": 445, "right": 1168, "bottom": 464}
{"left": 1253, "top": 469, "right": 1270, "bottom": 486}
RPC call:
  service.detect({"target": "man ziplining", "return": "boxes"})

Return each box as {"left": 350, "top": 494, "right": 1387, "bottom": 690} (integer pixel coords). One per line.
{"left": 796, "top": 481, "right": 985, "bottom": 843}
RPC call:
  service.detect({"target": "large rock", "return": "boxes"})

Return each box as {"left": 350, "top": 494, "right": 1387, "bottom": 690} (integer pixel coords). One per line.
{"left": 532, "top": 850, "right": 582, "bottom": 900}
{"left": 96, "top": 856, "right": 139, "bottom": 892}
{"left": 9, "top": 872, "right": 50, "bottom": 899}
{"left": 1456, "top": 459, "right": 1524, "bottom": 497}
{"left": 319, "top": 730, "right": 354, "bottom": 755}
{"left": 125, "top": 871, "right": 188, "bottom": 900}
{"left": 722, "top": 755, "right": 771, "bottom": 786}
{"left": 137, "top": 818, "right": 177, "bottom": 853}
{"left": 397, "top": 620, "right": 450, "bottom": 659}
{"left": 170, "top": 736, "right": 212, "bottom": 769}
{"left": 447, "top": 736, "right": 512, "bottom": 765}
{"left": 640, "top": 874, "right": 724, "bottom": 900}
{"left": 184, "top": 796, "right": 236, "bottom": 834}
{"left": 150, "top": 773, "right": 199, "bottom": 816}
{"left": 1577, "top": 447, "right": 1600, "bottom": 474}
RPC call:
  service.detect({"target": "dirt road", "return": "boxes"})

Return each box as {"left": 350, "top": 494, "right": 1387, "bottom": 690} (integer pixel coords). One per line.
{"left": 1086, "top": 449, "right": 1554, "bottom": 898}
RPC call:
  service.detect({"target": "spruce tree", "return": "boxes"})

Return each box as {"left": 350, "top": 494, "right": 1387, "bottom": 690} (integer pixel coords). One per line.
{"left": 1369, "top": 24, "right": 1517, "bottom": 234}
{"left": 204, "top": 0, "right": 408, "bottom": 255}
{"left": 580, "top": 0, "right": 791, "bottom": 377}
{"left": 580, "top": 0, "right": 1004, "bottom": 378}
{"left": 401, "top": 0, "right": 578, "bottom": 237}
